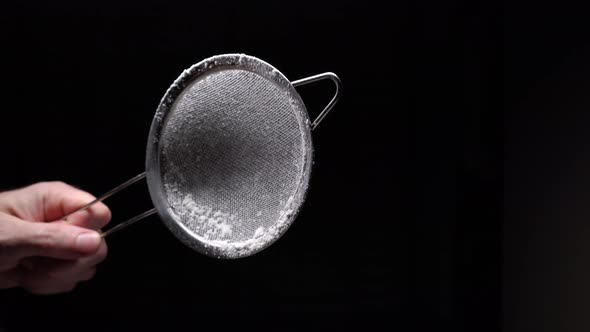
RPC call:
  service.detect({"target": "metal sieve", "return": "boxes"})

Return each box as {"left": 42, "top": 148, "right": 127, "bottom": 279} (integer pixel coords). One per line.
{"left": 64, "top": 54, "right": 342, "bottom": 259}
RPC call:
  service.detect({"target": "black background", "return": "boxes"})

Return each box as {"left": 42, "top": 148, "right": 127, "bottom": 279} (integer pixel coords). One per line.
{"left": 504, "top": 2, "right": 590, "bottom": 332}
{"left": 0, "top": 1, "right": 500, "bottom": 331}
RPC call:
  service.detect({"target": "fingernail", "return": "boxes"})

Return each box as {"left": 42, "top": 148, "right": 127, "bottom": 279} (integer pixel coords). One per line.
{"left": 75, "top": 232, "right": 101, "bottom": 253}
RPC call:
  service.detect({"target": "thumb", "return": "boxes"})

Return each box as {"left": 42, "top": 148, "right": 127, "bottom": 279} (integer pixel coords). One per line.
{"left": 16, "top": 219, "right": 102, "bottom": 260}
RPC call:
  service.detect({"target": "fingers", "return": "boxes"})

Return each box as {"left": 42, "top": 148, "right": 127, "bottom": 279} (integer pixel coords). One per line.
{"left": 20, "top": 221, "right": 102, "bottom": 259}
{"left": 19, "top": 265, "right": 98, "bottom": 295}
{"left": 22, "top": 241, "right": 107, "bottom": 280}
{"left": 20, "top": 275, "right": 80, "bottom": 295}
{"left": 8, "top": 239, "right": 107, "bottom": 295}
{"left": 38, "top": 181, "right": 112, "bottom": 230}
{"left": 19, "top": 246, "right": 104, "bottom": 295}
{"left": 50, "top": 241, "right": 107, "bottom": 279}
{"left": 0, "top": 181, "right": 112, "bottom": 230}
{"left": 0, "top": 182, "right": 111, "bottom": 295}
{"left": 0, "top": 213, "right": 102, "bottom": 264}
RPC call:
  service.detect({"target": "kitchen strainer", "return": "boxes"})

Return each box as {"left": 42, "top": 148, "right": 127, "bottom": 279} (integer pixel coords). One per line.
{"left": 63, "top": 53, "right": 342, "bottom": 259}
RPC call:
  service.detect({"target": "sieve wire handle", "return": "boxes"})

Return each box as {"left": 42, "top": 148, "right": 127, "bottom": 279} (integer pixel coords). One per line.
{"left": 291, "top": 72, "right": 343, "bottom": 130}
{"left": 60, "top": 172, "right": 157, "bottom": 237}
{"left": 100, "top": 208, "right": 157, "bottom": 237}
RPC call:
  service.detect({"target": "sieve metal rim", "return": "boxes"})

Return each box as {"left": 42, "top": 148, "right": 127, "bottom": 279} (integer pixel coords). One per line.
{"left": 145, "top": 53, "right": 314, "bottom": 258}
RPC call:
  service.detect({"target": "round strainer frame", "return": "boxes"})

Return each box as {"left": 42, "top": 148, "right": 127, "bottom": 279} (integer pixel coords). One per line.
{"left": 61, "top": 53, "right": 342, "bottom": 259}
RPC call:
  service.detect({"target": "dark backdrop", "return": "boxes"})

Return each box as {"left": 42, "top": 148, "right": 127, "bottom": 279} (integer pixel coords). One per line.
{"left": 0, "top": 1, "right": 501, "bottom": 331}
{"left": 504, "top": 2, "right": 590, "bottom": 331}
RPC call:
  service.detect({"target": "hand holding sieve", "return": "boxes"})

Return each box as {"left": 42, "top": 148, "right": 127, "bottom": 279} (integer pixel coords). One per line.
{"left": 62, "top": 54, "right": 342, "bottom": 259}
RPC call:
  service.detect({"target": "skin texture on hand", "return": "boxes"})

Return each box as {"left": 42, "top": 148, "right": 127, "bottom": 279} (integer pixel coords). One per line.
{"left": 0, "top": 181, "right": 111, "bottom": 295}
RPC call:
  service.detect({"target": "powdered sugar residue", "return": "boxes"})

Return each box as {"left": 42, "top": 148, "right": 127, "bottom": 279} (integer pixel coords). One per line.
{"left": 164, "top": 180, "right": 296, "bottom": 258}
{"left": 170, "top": 192, "right": 235, "bottom": 240}
{"left": 206, "top": 208, "right": 294, "bottom": 258}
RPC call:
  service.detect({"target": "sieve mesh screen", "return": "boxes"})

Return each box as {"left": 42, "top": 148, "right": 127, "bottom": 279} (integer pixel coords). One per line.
{"left": 158, "top": 68, "right": 307, "bottom": 254}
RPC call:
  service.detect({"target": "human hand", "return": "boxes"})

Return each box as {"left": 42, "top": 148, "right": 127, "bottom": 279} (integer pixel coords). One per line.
{"left": 0, "top": 181, "right": 111, "bottom": 294}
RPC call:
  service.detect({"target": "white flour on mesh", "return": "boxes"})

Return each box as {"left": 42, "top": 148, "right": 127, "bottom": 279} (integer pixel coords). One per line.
{"left": 165, "top": 184, "right": 234, "bottom": 240}
{"left": 207, "top": 208, "right": 293, "bottom": 258}
{"left": 164, "top": 180, "right": 295, "bottom": 258}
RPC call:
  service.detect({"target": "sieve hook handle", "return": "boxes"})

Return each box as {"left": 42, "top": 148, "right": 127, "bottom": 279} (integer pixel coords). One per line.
{"left": 292, "top": 72, "right": 342, "bottom": 130}
{"left": 60, "top": 172, "right": 157, "bottom": 237}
